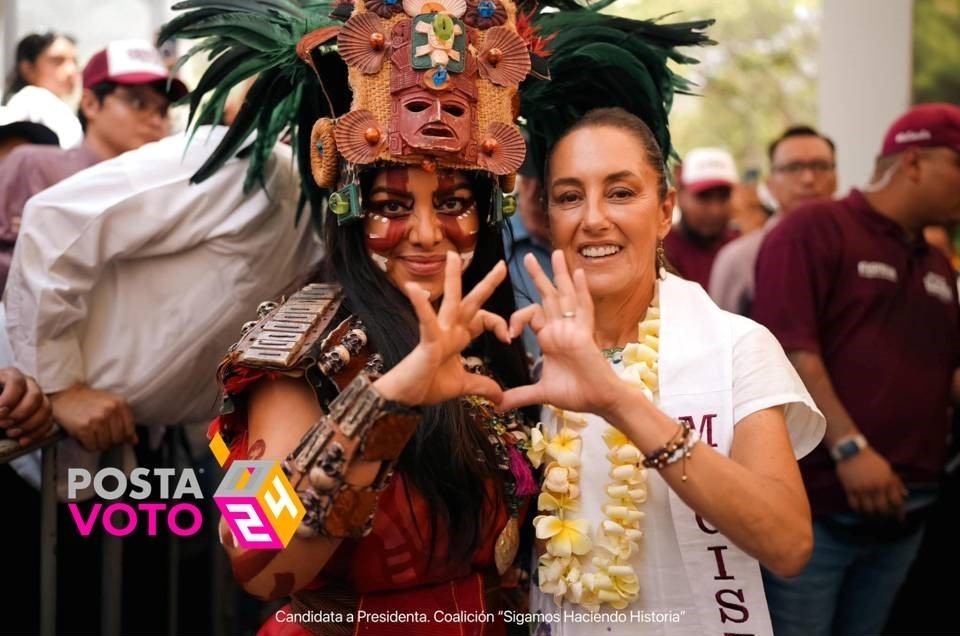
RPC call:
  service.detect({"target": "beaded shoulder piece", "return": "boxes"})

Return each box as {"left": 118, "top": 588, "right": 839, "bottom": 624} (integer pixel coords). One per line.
{"left": 220, "top": 283, "right": 344, "bottom": 374}
{"left": 216, "top": 283, "right": 385, "bottom": 448}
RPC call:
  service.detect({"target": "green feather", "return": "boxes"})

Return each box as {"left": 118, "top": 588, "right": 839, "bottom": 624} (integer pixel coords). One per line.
{"left": 519, "top": 10, "right": 713, "bottom": 177}
{"left": 172, "top": 14, "right": 297, "bottom": 52}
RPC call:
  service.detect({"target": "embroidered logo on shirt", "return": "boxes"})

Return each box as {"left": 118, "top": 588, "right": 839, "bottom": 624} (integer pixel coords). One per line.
{"left": 923, "top": 272, "right": 955, "bottom": 304}
{"left": 857, "top": 261, "right": 898, "bottom": 283}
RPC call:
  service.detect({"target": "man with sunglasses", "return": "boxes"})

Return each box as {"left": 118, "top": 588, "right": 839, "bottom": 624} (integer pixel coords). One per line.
{"left": 0, "top": 39, "right": 185, "bottom": 292}
{"left": 709, "top": 125, "right": 837, "bottom": 315}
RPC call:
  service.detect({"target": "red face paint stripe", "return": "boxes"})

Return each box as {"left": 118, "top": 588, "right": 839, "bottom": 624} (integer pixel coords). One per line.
{"left": 384, "top": 167, "right": 409, "bottom": 193}
{"left": 436, "top": 169, "right": 456, "bottom": 195}
{"left": 438, "top": 209, "right": 480, "bottom": 252}
{"left": 366, "top": 217, "right": 408, "bottom": 253}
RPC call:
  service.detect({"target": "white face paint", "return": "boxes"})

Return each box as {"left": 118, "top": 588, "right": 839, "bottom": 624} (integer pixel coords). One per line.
{"left": 370, "top": 252, "right": 390, "bottom": 272}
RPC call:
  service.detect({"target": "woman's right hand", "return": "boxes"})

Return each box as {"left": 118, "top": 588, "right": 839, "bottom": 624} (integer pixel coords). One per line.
{"left": 497, "top": 251, "right": 626, "bottom": 418}
{"left": 372, "top": 252, "right": 511, "bottom": 407}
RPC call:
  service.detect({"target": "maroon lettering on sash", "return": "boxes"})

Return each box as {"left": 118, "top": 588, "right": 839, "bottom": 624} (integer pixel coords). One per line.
{"left": 708, "top": 545, "right": 735, "bottom": 580}
{"left": 717, "top": 589, "right": 750, "bottom": 624}
{"left": 678, "top": 413, "right": 718, "bottom": 447}
{"left": 722, "top": 633, "right": 756, "bottom": 636}
{"left": 696, "top": 514, "right": 719, "bottom": 534}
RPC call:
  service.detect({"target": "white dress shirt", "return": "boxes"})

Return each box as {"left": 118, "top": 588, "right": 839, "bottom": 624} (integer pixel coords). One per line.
{"left": 3, "top": 126, "right": 321, "bottom": 432}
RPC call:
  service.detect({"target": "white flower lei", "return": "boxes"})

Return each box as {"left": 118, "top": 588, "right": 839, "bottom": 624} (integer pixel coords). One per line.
{"left": 528, "top": 292, "right": 660, "bottom": 611}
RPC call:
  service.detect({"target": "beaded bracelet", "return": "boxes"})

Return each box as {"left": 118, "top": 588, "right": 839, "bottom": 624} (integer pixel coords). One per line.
{"left": 642, "top": 420, "right": 697, "bottom": 481}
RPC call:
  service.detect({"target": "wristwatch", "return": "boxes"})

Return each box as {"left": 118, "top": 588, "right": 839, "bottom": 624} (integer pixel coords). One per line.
{"left": 830, "top": 434, "right": 868, "bottom": 462}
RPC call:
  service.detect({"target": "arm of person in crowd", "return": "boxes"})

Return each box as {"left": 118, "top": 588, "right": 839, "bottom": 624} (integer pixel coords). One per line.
{"left": 220, "top": 254, "right": 510, "bottom": 598}
{"left": 4, "top": 127, "right": 281, "bottom": 452}
{"left": 788, "top": 349, "right": 906, "bottom": 518}
{"left": 501, "top": 252, "right": 812, "bottom": 578}
{"left": 0, "top": 367, "right": 54, "bottom": 446}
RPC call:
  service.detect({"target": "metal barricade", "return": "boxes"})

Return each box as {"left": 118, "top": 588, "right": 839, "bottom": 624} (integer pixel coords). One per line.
{"left": 0, "top": 427, "right": 65, "bottom": 636}
{"left": 1, "top": 429, "right": 237, "bottom": 635}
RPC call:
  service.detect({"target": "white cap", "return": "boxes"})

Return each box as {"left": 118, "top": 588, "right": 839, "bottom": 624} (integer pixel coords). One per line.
{"left": 680, "top": 147, "right": 738, "bottom": 193}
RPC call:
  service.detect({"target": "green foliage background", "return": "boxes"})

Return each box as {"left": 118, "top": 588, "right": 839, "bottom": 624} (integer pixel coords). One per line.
{"left": 609, "top": 0, "right": 821, "bottom": 176}
{"left": 913, "top": 0, "right": 960, "bottom": 105}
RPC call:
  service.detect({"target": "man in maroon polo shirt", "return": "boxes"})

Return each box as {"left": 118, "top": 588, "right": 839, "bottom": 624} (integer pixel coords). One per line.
{"left": 754, "top": 103, "right": 960, "bottom": 636}
{"left": 663, "top": 147, "right": 739, "bottom": 289}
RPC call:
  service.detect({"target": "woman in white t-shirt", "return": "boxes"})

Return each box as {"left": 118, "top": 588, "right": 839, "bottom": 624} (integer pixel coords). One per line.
{"left": 497, "top": 108, "right": 826, "bottom": 636}
{"left": 2, "top": 32, "right": 82, "bottom": 147}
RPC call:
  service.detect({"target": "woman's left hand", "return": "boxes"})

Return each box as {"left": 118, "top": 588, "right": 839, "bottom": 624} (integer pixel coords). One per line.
{"left": 497, "top": 250, "right": 623, "bottom": 416}
{"left": 373, "top": 252, "right": 511, "bottom": 407}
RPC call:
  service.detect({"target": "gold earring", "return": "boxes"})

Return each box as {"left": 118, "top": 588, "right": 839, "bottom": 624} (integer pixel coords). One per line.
{"left": 656, "top": 240, "right": 666, "bottom": 280}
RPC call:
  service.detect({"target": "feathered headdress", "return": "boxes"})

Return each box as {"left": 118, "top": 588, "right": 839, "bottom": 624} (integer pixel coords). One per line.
{"left": 159, "top": 0, "right": 712, "bottom": 219}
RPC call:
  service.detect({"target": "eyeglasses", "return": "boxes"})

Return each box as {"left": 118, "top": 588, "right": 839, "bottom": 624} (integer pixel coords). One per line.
{"left": 772, "top": 160, "right": 836, "bottom": 176}
{"left": 110, "top": 89, "right": 170, "bottom": 118}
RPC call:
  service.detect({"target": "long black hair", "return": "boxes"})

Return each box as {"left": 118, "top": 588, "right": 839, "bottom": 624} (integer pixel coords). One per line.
{"left": 319, "top": 169, "right": 531, "bottom": 558}
{"left": 4, "top": 32, "right": 75, "bottom": 102}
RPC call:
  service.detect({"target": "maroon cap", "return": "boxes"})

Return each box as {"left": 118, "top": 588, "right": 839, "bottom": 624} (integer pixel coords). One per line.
{"left": 880, "top": 103, "right": 960, "bottom": 158}
{"left": 83, "top": 39, "right": 187, "bottom": 101}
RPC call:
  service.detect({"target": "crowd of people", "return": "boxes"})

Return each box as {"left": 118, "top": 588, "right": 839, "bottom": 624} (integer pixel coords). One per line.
{"left": 1, "top": 5, "right": 958, "bottom": 636}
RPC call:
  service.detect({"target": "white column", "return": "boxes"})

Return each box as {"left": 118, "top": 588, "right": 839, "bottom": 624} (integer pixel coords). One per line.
{"left": 2, "top": 0, "right": 18, "bottom": 101}
{"left": 818, "top": 0, "right": 914, "bottom": 192}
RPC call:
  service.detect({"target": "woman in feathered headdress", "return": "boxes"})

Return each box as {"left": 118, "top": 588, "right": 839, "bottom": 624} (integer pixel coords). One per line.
{"left": 160, "top": 0, "right": 714, "bottom": 633}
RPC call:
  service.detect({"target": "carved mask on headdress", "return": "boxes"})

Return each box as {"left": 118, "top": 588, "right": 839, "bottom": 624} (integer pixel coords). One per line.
{"left": 396, "top": 84, "right": 473, "bottom": 154}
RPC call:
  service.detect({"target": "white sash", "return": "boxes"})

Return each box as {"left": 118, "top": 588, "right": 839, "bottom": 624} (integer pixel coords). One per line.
{"left": 657, "top": 274, "right": 773, "bottom": 635}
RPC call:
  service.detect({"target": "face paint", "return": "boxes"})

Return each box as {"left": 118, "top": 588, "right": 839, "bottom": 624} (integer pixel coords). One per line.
{"left": 433, "top": 171, "right": 480, "bottom": 263}
{"left": 364, "top": 167, "right": 479, "bottom": 279}
{"left": 365, "top": 167, "right": 412, "bottom": 255}
{"left": 436, "top": 207, "right": 479, "bottom": 252}
{"left": 365, "top": 213, "right": 408, "bottom": 253}
{"left": 370, "top": 251, "right": 390, "bottom": 272}
{"left": 385, "top": 167, "right": 409, "bottom": 193}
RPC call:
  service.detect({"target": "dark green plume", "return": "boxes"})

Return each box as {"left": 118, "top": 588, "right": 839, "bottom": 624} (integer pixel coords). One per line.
{"left": 158, "top": 0, "right": 347, "bottom": 211}
{"left": 519, "top": 9, "right": 714, "bottom": 182}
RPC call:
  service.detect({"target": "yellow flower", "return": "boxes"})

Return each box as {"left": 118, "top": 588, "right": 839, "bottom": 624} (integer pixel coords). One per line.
{"left": 533, "top": 297, "right": 657, "bottom": 612}
{"left": 546, "top": 427, "right": 582, "bottom": 467}
{"left": 527, "top": 425, "right": 547, "bottom": 468}
{"left": 623, "top": 342, "right": 657, "bottom": 367}
{"left": 549, "top": 406, "right": 588, "bottom": 429}
{"left": 642, "top": 333, "right": 659, "bottom": 351}
{"left": 538, "top": 490, "right": 580, "bottom": 513}
{"left": 638, "top": 318, "right": 660, "bottom": 334}
{"left": 611, "top": 443, "right": 641, "bottom": 463}
{"left": 534, "top": 515, "right": 593, "bottom": 557}
{"left": 544, "top": 465, "right": 576, "bottom": 495}
{"left": 602, "top": 426, "right": 630, "bottom": 449}
{"left": 538, "top": 553, "right": 570, "bottom": 584}
{"left": 620, "top": 363, "right": 646, "bottom": 388}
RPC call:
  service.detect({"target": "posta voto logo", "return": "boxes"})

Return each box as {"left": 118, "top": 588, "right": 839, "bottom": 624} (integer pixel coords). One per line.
{"left": 67, "top": 467, "right": 206, "bottom": 538}
{"left": 209, "top": 430, "right": 305, "bottom": 549}
{"left": 65, "top": 433, "right": 304, "bottom": 549}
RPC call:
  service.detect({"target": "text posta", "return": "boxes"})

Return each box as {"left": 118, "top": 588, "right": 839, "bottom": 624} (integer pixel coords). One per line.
{"left": 67, "top": 468, "right": 204, "bottom": 538}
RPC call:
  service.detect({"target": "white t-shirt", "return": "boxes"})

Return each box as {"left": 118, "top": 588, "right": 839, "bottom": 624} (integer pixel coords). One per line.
{"left": 531, "top": 313, "right": 822, "bottom": 636}
{"left": 1, "top": 86, "right": 82, "bottom": 148}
